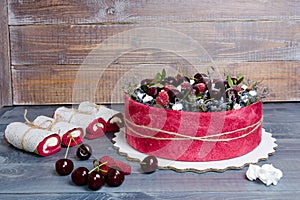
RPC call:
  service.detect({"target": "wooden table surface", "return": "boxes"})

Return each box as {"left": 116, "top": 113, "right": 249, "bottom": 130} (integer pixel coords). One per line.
{"left": 0, "top": 103, "right": 299, "bottom": 199}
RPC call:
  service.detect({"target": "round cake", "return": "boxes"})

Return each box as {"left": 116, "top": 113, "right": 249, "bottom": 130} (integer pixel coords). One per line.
{"left": 124, "top": 69, "right": 265, "bottom": 162}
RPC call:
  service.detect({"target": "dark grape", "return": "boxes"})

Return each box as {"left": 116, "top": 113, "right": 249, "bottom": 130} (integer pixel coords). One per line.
{"left": 76, "top": 144, "right": 92, "bottom": 160}
{"left": 88, "top": 171, "right": 105, "bottom": 190}
{"left": 71, "top": 167, "right": 89, "bottom": 186}
{"left": 55, "top": 158, "right": 74, "bottom": 176}
{"left": 105, "top": 167, "right": 125, "bottom": 187}
{"left": 140, "top": 155, "right": 158, "bottom": 174}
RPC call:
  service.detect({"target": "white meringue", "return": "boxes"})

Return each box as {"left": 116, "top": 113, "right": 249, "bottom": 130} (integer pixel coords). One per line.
{"left": 246, "top": 164, "right": 283, "bottom": 186}
{"left": 246, "top": 164, "right": 261, "bottom": 181}
{"left": 143, "top": 94, "right": 153, "bottom": 103}
{"left": 172, "top": 103, "right": 183, "bottom": 111}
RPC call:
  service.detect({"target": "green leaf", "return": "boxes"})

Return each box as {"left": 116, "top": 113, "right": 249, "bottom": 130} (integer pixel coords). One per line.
{"left": 227, "top": 76, "right": 234, "bottom": 88}
{"left": 236, "top": 75, "right": 244, "bottom": 85}
{"left": 161, "top": 69, "right": 166, "bottom": 80}
{"left": 154, "top": 83, "right": 164, "bottom": 88}
{"left": 154, "top": 72, "right": 161, "bottom": 82}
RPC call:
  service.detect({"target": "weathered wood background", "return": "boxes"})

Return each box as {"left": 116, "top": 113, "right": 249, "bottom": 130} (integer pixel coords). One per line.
{"left": 1, "top": 0, "right": 300, "bottom": 105}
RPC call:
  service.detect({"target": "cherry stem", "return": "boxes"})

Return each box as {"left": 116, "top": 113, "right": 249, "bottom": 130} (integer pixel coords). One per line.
{"left": 89, "top": 161, "right": 108, "bottom": 174}
{"left": 69, "top": 135, "right": 87, "bottom": 153}
{"left": 64, "top": 138, "right": 72, "bottom": 159}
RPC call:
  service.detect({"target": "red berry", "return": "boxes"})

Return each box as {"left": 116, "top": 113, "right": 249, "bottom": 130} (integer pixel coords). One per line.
{"left": 141, "top": 155, "right": 158, "bottom": 174}
{"left": 193, "top": 83, "right": 207, "bottom": 94}
{"left": 105, "top": 167, "right": 125, "bottom": 187}
{"left": 88, "top": 171, "right": 105, "bottom": 190}
{"left": 71, "top": 167, "right": 89, "bottom": 186}
{"left": 55, "top": 158, "right": 74, "bottom": 176}
{"left": 76, "top": 144, "right": 92, "bottom": 160}
{"left": 146, "top": 86, "right": 160, "bottom": 98}
{"left": 155, "top": 90, "right": 169, "bottom": 107}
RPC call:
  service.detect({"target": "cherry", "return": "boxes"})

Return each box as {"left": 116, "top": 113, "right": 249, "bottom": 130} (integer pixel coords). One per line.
{"left": 105, "top": 167, "right": 125, "bottom": 187}
{"left": 76, "top": 144, "right": 92, "bottom": 160}
{"left": 146, "top": 86, "right": 160, "bottom": 98}
{"left": 226, "top": 88, "right": 239, "bottom": 100}
{"left": 55, "top": 158, "right": 74, "bottom": 176}
{"left": 88, "top": 171, "right": 105, "bottom": 190}
{"left": 167, "top": 88, "right": 181, "bottom": 103}
{"left": 140, "top": 155, "right": 158, "bottom": 174}
{"left": 55, "top": 137, "right": 73, "bottom": 176}
{"left": 71, "top": 167, "right": 89, "bottom": 186}
{"left": 193, "top": 83, "right": 207, "bottom": 94}
{"left": 194, "top": 73, "right": 205, "bottom": 83}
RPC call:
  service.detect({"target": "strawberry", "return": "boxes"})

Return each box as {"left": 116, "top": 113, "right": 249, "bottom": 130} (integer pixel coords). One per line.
{"left": 156, "top": 90, "right": 170, "bottom": 107}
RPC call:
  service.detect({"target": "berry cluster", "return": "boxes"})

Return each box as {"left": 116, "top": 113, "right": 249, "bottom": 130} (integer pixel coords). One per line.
{"left": 55, "top": 137, "right": 160, "bottom": 191}
{"left": 129, "top": 69, "right": 268, "bottom": 112}
{"left": 55, "top": 139, "right": 131, "bottom": 191}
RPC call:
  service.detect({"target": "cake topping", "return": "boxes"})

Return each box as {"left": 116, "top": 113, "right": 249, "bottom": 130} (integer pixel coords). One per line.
{"left": 127, "top": 68, "right": 268, "bottom": 112}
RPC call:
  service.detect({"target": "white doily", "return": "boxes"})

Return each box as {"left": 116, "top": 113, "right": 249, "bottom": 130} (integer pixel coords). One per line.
{"left": 113, "top": 128, "right": 277, "bottom": 173}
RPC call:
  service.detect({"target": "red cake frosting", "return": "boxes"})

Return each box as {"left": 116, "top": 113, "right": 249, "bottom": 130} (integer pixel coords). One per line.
{"left": 125, "top": 95, "right": 262, "bottom": 162}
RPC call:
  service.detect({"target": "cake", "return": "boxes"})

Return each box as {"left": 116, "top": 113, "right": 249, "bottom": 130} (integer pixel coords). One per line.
{"left": 124, "top": 69, "right": 266, "bottom": 162}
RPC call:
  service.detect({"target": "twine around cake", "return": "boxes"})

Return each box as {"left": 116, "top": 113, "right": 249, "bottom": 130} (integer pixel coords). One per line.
{"left": 125, "top": 117, "right": 263, "bottom": 142}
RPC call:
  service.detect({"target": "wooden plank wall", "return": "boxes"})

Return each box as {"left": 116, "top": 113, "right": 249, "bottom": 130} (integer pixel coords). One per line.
{"left": 0, "top": 0, "right": 12, "bottom": 106}
{"left": 3, "top": 0, "right": 300, "bottom": 105}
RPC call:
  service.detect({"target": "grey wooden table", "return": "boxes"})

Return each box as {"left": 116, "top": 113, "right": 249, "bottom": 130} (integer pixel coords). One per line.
{"left": 0, "top": 103, "right": 299, "bottom": 199}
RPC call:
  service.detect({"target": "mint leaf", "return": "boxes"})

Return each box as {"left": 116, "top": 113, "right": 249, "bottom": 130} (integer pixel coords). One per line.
{"left": 161, "top": 69, "right": 166, "bottom": 80}
{"left": 227, "top": 76, "right": 234, "bottom": 88}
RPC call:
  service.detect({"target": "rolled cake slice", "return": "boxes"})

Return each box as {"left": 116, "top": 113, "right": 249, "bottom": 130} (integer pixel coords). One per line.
{"left": 78, "top": 101, "right": 124, "bottom": 132}
{"left": 53, "top": 107, "right": 107, "bottom": 139}
{"left": 33, "top": 115, "right": 84, "bottom": 146}
{"left": 4, "top": 122, "right": 61, "bottom": 156}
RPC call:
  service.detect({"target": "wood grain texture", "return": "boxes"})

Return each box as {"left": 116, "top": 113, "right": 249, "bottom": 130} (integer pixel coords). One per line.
{"left": 0, "top": 103, "right": 300, "bottom": 198}
{"left": 11, "top": 61, "right": 300, "bottom": 105}
{"left": 9, "top": 22, "right": 300, "bottom": 65}
{"left": 0, "top": 0, "right": 12, "bottom": 106}
{"left": 4, "top": 0, "right": 300, "bottom": 104}
{"left": 7, "top": 0, "right": 300, "bottom": 25}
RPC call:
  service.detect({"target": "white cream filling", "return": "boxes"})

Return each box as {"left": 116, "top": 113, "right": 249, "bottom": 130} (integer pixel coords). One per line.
{"left": 110, "top": 116, "right": 122, "bottom": 124}
{"left": 93, "top": 122, "right": 104, "bottom": 131}
{"left": 43, "top": 137, "right": 59, "bottom": 153}
{"left": 70, "top": 129, "right": 82, "bottom": 137}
